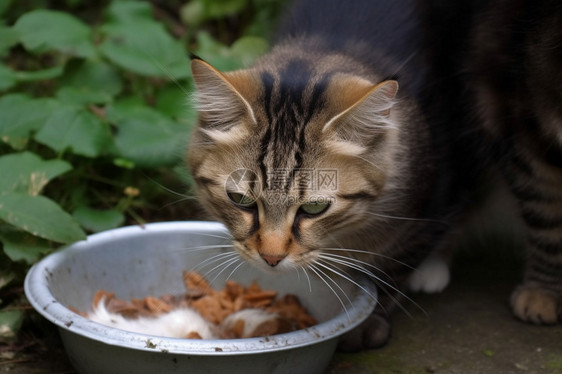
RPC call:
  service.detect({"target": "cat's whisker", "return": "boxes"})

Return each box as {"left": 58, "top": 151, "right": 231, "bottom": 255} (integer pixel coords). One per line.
{"left": 190, "top": 252, "right": 239, "bottom": 273}
{"left": 298, "top": 265, "right": 314, "bottom": 293}
{"left": 318, "top": 252, "right": 398, "bottom": 287}
{"left": 141, "top": 171, "right": 194, "bottom": 200}
{"left": 314, "top": 259, "right": 378, "bottom": 303}
{"left": 388, "top": 50, "right": 418, "bottom": 79}
{"left": 188, "top": 232, "right": 233, "bottom": 241}
{"left": 365, "top": 211, "right": 449, "bottom": 226}
{"left": 351, "top": 154, "right": 383, "bottom": 171}
{"left": 176, "top": 244, "right": 234, "bottom": 253}
{"left": 143, "top": 52, "right": 191, "bottom": 96}
{"left": 317, "top": 254, "right": 397, "bottom": 300}
{"left": 159, "top": 196, "right": 199, "bottom": 210}
{"left": 225, "top": 260, "right": 246, "bottom": 282}
{"left": 205, "top": 256, "right": 243, "bottom": 287}
{"left": 307, "top": 264, "right": 351, "bottom": 320}
{"left": 295, "top": 266, "right": 302, "bottom": 281}
{"left": 317, "top": 255, "right": 427, "bottom": 318}
{"left": 316, "top": 256, "right": 405, "bottom": 317}
{"left": 321, "top": 247, "right": 415, "bottom": 270}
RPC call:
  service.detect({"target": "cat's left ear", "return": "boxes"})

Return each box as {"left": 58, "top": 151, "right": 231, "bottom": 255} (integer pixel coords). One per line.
{"left": 323, "top": 79, "right": 399, "bottom": 145}
{"left": 191, "top": 58, "right": 258, "bottom": 132}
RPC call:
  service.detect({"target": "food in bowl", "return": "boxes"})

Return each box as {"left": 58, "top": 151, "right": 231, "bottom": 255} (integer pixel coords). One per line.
{"left": 84, "top": 271, "right": 317, "bottom": 339}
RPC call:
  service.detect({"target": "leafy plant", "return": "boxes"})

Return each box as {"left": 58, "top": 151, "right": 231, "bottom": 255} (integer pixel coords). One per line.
{"left": 0, "top": 0, "right": 281, "bottom": 342}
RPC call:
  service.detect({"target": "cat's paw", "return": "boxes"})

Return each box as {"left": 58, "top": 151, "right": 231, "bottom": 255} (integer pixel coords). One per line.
{"left": 510, "top": 284, "right": 561, "bottom": 325}
{"left": 408, "top": 255, "right": 450, "bottom": 293}
{"left": 338, "top": 313, "right": 391, "bottom": 352}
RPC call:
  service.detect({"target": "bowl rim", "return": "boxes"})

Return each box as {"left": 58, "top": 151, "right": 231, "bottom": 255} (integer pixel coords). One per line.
{"left": 24, "top": 221, "right": 377, "bottom": 356}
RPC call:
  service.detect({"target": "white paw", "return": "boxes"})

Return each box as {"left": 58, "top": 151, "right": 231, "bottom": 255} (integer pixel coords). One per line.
{"left": 408, "top": 256, "right": 450, "bottom": 293}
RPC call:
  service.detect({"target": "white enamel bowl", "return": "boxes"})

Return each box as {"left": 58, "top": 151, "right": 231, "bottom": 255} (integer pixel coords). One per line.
{"left": 24, "top": 221, "right": 376, "bottom": 374}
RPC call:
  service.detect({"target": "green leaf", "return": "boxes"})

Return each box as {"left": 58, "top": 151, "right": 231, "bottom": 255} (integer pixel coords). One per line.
{"left": 57, "top": 60, "right": 122, "bottom": 104}
{"left": 113, "top": 157, "right": 135, "bottom": 169}
{"left": 0, "top": 27, "right": 19, "bottom": 56}
{"left": 0, "top": 64, "right": 64, "bottom": 91}
{"left": 230, "top": 36, "right": 269, "bottom": 67}
{"left": 0, "top": 271, "right": 15, "bottom": 290}
{"left": 0, "top": 94, "right": 58, "bottom": 150}
{"left": 0, "top": 310, "right": 23, "bottom": 342}
{"left": 14, "top": 9, "right": 95, "bottom": 57}
{"left": 12, "top": 65, "right": 64, "bottom": 82}
{"left": 55, "top": 86, "right": 113, "bottom": 105}
{"left": 0, "top": 231, "right": 52, "bottom": 264}
{"left": 73, "top": 206, "right": 125, "bottom": 233}
{"left": 0, "top": 193, "right": 86, "bottom": 243}
{"left": 108, "top": 105, "right": 189, "bottom": 167}
{"left": 173, "top": 164, "right": 196, "bottom": 189}
{"left": 184, "top": 0, "right": 249, "bottom": 22}
{"left": 105, "top": 1, "right": 153, "bottom": 23}
{"left": 0, "top": 64, "right": 15, "bottom": 91}
{"left": 99, "top": 4, "right": 190, "bottom": 79}
{"left": 202, "top": 0, "right": 248, "bottom": 19}
{"left": 0, "top": 151, "right": 72, "bottom": 195}
{"left": 180, "top": 1, "right": 205, "bottom": 27}
{"left": 105, "top": 99, "right": 157, "bottom": 123}
{"left": 194, "top": 31, "right": 242, "bottom": 71}
{"left": 155, "top": 83, "right": 192, "bottom": 119}
{"left": 34, "top": 104, "right": 112, "bottom": 158}
{"left": 0, "top": 0, "right": 13, "bottom": 17}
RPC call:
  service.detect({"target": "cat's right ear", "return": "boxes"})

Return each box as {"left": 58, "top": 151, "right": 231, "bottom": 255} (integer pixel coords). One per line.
{"left": 191, "top": 59, "right": 257, "bottom": 138}
{"left": 323, "top": 79, "right": 398, "bottom": 138}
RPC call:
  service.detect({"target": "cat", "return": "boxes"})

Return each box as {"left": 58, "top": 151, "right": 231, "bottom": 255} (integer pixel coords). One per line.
{"left": 187, "top": 0, "right": 562, "bottom": 350}
{"left": 463, "top": 0, "right": 562, "bottom": 324}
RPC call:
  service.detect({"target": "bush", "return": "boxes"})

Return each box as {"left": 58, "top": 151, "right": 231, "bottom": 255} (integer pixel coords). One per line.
{"left": 0, "top": 0, "right": 281, "bottom": 342}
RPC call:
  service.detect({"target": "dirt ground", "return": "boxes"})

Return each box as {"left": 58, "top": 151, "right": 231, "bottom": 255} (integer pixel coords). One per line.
{"left": 328, "top": 250, "right": 562, "bottom": 374}
{"left": 2, "top": 233, "right": 561, "bottom": 374}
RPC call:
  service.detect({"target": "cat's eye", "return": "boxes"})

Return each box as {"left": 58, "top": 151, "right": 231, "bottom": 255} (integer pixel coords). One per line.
{"left": 299, "top": 202, "right": 330, "bottom": 215}
{"left": 227, "top": 192, "right": 257, "bottom": 208}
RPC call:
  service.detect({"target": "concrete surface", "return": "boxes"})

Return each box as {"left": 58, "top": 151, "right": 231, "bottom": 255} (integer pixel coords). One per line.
{"left": 2, "top": 232, "right": 561, "bottom": 374}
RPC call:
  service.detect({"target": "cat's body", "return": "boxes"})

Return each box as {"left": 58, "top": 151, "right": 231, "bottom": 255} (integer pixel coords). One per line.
{"left": 465, "top": 0, "right": 562, "bottom": 323}
{"left": 188, "top": 0, "right": 562, "bottom": 349}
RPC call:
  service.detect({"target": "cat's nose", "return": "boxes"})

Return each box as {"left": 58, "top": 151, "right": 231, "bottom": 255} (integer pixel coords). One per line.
{"left": 260, "top": 254, "right": 286, "bottom": 267}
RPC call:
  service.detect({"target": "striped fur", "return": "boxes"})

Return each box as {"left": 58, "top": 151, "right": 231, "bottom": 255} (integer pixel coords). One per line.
{"left": 467, "top": 0, "right": 562, "bottom": 325}
{"left": 187, "top": 0, "right": 562, "bottom": 350}
{"left": 188, "top": 36, "right": 439, "bottom": 350}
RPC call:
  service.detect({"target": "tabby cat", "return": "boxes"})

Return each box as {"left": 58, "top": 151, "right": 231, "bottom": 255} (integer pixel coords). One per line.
{"left": 187, "top": 0, "right": 562, "bottom": 350}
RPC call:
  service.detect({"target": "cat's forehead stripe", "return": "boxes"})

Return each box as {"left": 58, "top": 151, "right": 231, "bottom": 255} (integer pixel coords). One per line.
{"left": 257, "top": 59, "right": 332, "bottom": 190}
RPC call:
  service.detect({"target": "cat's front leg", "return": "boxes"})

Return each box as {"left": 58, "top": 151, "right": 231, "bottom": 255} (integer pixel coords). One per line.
{"left": 509, "top": 219, "right": 562, "bottom": 324}
{"left": 504, "top": 148, "right": 562, "bottom": 325}
{"left": 338, "top": 309, "right": 392, "bottom": 352}
{"left": 338, "top": 289, "right": 400, "bottom": 351}
{"left": 510, "top": 284, "right": 561, "bottom": 324}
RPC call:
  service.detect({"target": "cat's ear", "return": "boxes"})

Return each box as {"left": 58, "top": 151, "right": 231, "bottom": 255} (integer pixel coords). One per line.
{"left": 191, "top": 58, "right": 257, "bottom": 133}
{"left": 323, "top": 79, "right": 398, "bottom": 146}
